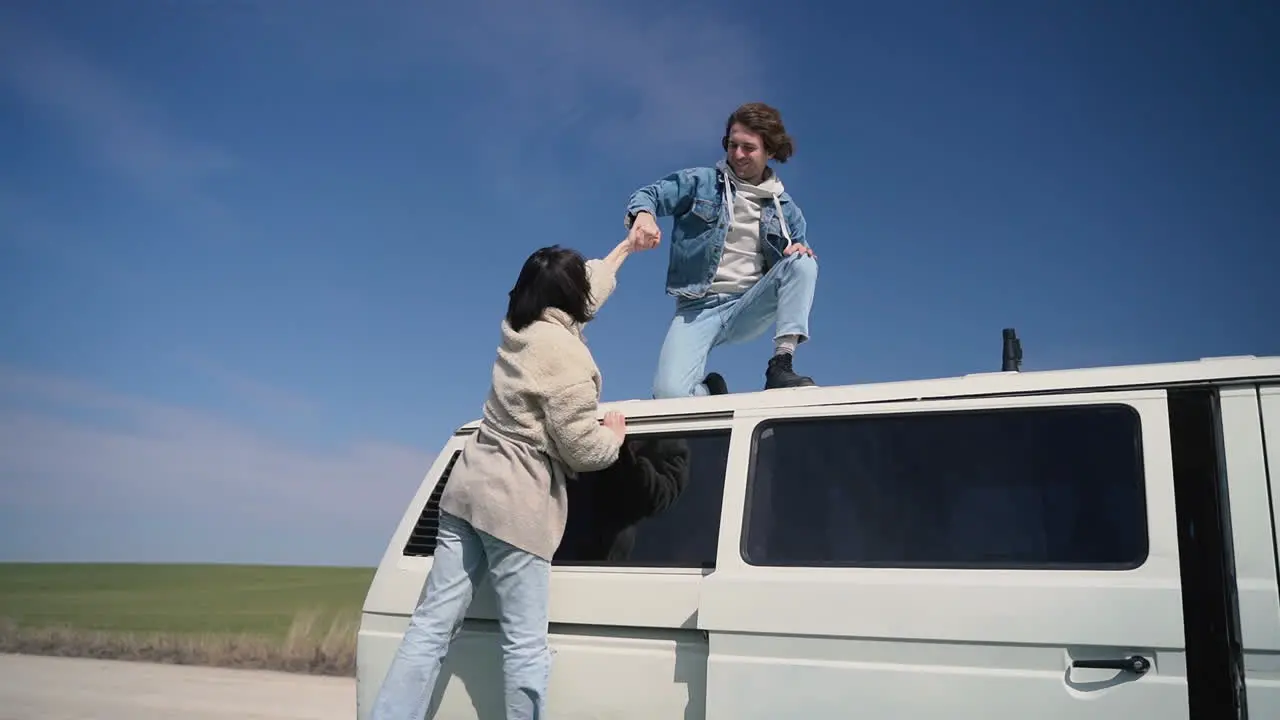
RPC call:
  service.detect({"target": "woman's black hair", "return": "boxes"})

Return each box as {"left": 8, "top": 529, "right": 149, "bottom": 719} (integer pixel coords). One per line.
{"left": 505, "top": 245, "right": 594, "bottom": 332}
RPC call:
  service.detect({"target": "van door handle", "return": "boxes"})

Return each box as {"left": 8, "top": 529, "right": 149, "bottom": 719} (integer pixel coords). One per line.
{"left": 1071, "top": 655, "right": 1151, "bottom": 675}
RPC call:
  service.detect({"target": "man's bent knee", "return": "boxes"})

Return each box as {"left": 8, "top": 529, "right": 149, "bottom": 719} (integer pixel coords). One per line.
{"left": 780, "top": 252, "right": 819, "bottom": 286}
{"left": 653, "top": 364, "right": 711, "bottom": 398}
{"left": 653, "top": 376, "right": 700, "bottom": 399}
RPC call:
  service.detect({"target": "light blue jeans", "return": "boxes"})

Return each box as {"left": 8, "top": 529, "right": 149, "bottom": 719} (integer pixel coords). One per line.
{"left": 371, "top": 511, "right": 552, "bottom": 720}
{"left": 653, "top": 253, "right": 818, "bottom": 398}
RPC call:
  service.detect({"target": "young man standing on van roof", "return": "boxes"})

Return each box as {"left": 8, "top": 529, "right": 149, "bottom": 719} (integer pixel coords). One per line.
{"left": 624, "top": 101, "right": 819, "bottom": 398}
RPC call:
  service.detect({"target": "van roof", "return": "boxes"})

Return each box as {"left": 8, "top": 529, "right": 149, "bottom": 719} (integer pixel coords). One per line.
{"left": 453, "top": 354, "right": 1280, "bottom": 431}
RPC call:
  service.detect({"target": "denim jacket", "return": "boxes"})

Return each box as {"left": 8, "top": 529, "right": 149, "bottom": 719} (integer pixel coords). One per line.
{"left": 625, "top": 164, "right": 809, "bottom": 298}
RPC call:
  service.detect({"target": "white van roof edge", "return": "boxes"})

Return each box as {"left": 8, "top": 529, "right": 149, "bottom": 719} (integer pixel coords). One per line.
{"left": 450, "top": 354, "right": 1280, "bottom": 433}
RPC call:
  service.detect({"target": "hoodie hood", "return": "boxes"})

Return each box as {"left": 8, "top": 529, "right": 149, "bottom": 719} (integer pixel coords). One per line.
{"left": 717, "top": 159, "right": 785, "bottom": 195}
{"left": 714, "top": 160, "right": 794, "bottom": 248}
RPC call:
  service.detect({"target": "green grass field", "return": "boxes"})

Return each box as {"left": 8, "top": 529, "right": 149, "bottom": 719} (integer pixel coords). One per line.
{"left": 0, "top": 563, "right": 377, "bottom": 675}
{"left": 0, "top": 562, "right": 374, "bottom": 637}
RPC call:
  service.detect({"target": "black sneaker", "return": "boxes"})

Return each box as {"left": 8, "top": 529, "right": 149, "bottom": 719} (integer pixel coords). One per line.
{"left": 764, "top": 353, "right": 815, "bottom": 389}
{"left": 703, "top": 372, "right": 729, "bottom": 396}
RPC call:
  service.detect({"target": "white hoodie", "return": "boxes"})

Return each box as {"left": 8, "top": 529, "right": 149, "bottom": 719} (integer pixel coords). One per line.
{"left": 708, "top": 161, "right": 794, "bottom": 294}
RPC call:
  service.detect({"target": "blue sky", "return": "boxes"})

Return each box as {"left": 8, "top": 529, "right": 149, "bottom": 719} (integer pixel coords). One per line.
{"left": 1, "top": 1, "right": 1276, "bottom": 567}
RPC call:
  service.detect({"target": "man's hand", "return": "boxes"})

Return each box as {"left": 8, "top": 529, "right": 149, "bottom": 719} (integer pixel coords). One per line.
{"left": 784, "top": 243, "right": 816, "bottom": 259}
{"left": 628, "top": 212, "right": 662, "bottom": 251}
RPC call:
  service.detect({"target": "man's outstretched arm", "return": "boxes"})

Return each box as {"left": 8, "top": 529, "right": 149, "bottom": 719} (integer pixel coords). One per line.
{"left": 624, "top": 168, "right": 708, "bottom": 226}
{"left": 624, "top": 167, "right": 710, "bottom": 251}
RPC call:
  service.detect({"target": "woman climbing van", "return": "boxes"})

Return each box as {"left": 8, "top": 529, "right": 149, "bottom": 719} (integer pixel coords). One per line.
{"left": 370, "top": 236, "right": 647, "bottom": 720}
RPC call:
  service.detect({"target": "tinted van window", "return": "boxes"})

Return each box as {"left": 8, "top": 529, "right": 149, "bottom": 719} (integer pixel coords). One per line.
{"left": 555, "top": 429, "right": 730, "bottom": 568}
{"left": 743, "top": 404, "right": 1147, "bottom": 569}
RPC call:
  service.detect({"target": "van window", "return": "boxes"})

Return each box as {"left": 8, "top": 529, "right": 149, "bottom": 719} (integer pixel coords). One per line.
{"left": 402, "top": 451, "right": 461, "bottom": 557}
{"left": 743, "top": 404, "right": 1148, "bottom": 569}
{"left": 554, "top": 429, "right": 731, "bottom": 569}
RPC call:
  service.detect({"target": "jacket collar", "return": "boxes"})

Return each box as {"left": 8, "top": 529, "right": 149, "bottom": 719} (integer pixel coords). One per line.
{"left": 540, "top": 307, "right": 585, "bottom": 340}
{"left": 713, "top": 163, "right": 793, "bottom": 204}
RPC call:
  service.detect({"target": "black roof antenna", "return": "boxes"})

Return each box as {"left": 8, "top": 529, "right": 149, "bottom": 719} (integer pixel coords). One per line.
{"left": 1002, "top": 328, "right": 1023, "bottom": 372}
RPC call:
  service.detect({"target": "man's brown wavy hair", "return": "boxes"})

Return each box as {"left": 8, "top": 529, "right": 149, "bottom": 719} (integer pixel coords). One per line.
{"left": 721, "top": 102, "right": 795, "bottom": 163}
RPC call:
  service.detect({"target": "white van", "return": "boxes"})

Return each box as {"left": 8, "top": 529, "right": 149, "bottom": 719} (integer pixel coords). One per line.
{"left": 357, "top": 355, "right": 1280, "bottom": 719}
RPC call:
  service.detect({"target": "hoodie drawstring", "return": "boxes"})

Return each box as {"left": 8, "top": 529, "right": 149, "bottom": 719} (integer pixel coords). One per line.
{"left": 774, "top": 193, "right": 793, "bottom": 249}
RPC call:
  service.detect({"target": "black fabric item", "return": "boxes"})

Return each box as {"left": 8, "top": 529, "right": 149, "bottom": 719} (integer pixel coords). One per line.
{"left": 556, "top": 437, "right": 691, "bottom": 563}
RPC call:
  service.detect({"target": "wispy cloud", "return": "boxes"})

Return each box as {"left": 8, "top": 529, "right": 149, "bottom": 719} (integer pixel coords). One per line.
{"left": 0, "top": 365, "right": 433, "bottom": 565}
{"left": 0, "top": 6, "right": 235, "bottom": 219}
{"left": 399, "top": 0, "right": 765, "bottom": 209}
{"left": 249, "top": 0, "right": 762, "bottom": 170}
{"left": 176, "top": 352, "right": 322, "bottom": 420}
{"left": 425, "top": 0, "right": 762, "bottom": 156}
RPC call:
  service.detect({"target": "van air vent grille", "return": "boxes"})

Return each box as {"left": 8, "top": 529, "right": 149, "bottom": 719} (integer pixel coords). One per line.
{"left": 401, "top": 451, "right": 461, "bottom": 557}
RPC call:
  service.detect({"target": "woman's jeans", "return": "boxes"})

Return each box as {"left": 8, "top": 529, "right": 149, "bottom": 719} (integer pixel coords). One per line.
{"left": 371, "top": 511, "right": 552, "bottom": 720}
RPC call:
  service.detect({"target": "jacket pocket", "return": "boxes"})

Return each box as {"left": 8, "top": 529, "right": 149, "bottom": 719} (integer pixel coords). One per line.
{"left": 761, "top": 212, "right": 783, "bottom": 240}
{"left": 760, "top": 211, "right": 787, "bottom": 260}
{"left": 690, "top": 197, "right": 719, "bottom": 225}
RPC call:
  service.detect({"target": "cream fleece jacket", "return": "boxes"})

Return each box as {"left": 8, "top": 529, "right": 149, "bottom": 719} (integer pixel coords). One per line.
{"left": 437, "top": 258, "right": 624, "bottom": 560}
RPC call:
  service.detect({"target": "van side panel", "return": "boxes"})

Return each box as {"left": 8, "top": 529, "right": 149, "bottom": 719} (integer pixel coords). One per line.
{"left": 1259, "top": 386, "right": 1280, "bottom": 610}
{"left": 700, "top": 392, "right": 1191, "bottom": 720}
{"left": 359, "top": 422, "right": 727, "bottom": 720}
{"left": 1217, "top": 388, "right": 1280, "bottom": 652}
{"left": 1244, "top": 381, "right": 1280, "bottom": 712}
{"left": 363, "top": 584, "right": 707, "bottom": 720}
{"left": 361, "top": 614, "right": 704, "bottom": 720}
